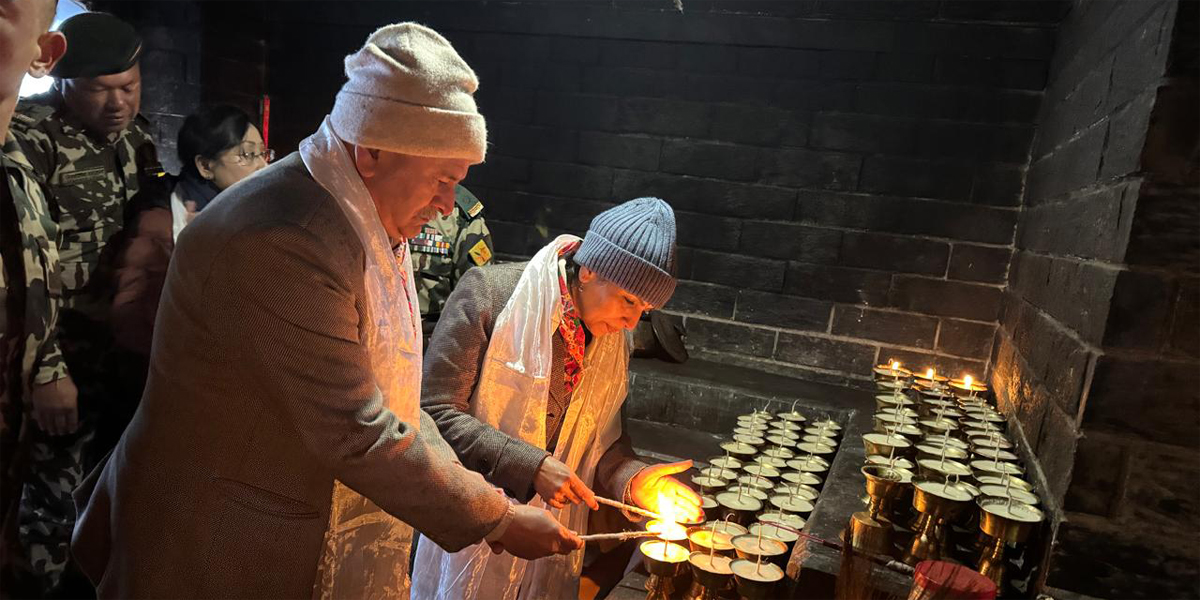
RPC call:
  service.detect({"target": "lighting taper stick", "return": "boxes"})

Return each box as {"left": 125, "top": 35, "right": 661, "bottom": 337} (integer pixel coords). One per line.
{"left": 577, "top": 530, "right": 657, "bottom": 542}
{"left": 595, "top": 496, "right": 662, "bottom": 521}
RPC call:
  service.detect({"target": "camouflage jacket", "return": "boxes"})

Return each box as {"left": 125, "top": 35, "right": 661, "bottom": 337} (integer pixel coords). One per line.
{"left": 410, "top": 185, "right": 493, "bottom": 320}
{"left": 10, "top": 93, "right": 167, "bottom": 325}
{"left": 0, "top": 130, "right": 67, "bottom": 396}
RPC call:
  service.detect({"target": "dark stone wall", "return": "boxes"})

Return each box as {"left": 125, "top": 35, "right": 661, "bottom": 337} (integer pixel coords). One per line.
{"left": 92, "top": 1, "right": 203, "bottom": 173}
{"left": 990, "top": 0, "right": 1200, "bottom": 597}
{"left": 257, "top": 0, "right": 1063, "bottom": 388}
{"left": 93, "top": 2, "right": 267, "bottom": 174}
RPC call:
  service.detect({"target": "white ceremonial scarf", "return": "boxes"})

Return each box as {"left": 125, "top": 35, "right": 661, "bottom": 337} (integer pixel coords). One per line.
{"left": 300, "top": 116, "right": 423, "bottom": 600}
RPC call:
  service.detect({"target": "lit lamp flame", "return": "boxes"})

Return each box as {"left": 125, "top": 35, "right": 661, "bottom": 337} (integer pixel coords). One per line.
{"left": 925, "top": 368, "right": 935, "bottom": 380}
{"left": 649, "top": 492, "right": 686, "bottom": 540}
{"left": 890, "top": 360, "right": 900, "bottom": 371}
{"left": 964, "top": 374, "right": 974, "bottom": 389}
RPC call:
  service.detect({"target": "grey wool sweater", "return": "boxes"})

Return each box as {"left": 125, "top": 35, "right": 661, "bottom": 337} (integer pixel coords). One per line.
{"left": 422, "top": 261, "right": 647, "bottom": 503}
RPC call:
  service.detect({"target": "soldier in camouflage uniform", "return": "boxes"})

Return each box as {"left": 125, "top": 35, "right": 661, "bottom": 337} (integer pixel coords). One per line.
{"left": 1, "top": 132, "right": 68, "bottom": 511}
{"left": 8, "top": 13, "right": 167, "bottom": 594}
{"left": 411, "top": 184, "right": 494, "bottom": 340}
{"left": 0, "top": 0, "right": 68, "bottom": 593}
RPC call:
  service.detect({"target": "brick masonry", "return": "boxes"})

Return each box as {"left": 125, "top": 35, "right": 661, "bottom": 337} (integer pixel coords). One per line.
{"left": 92, "top": 1, "right": 204, "bottom": 173}
{"left": 94, "top": 1, "right": 267, "bottom": 173}
{"left": 250, "top": 0, "right": 1064, "bottom": 389}
{"left": 989, "top": 0, "right": 1200, "bottom": 597}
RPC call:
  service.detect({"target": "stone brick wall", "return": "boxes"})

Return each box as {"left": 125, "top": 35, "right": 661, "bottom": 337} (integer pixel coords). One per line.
{"left": 989, "top": 0, "right": 1199, "bottom": 597}
{"left": 92, "top": 1, "right": 267, "bottom": 174}
{"left": 258, "top": 0, "right": 1064, "bottom": 388}
{"left": 92, "top": 0, "right": 203, "bottom": 173}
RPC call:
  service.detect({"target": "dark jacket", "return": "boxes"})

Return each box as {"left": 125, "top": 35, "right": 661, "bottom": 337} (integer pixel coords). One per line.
{"left": 110, "top": 205, "right": 171, "bottom": 355}
{"left": 71, "top": 153, "right": 509, "bottom": 599}
{"left": 421, "top": 261, "right": 647, "bottom": 504}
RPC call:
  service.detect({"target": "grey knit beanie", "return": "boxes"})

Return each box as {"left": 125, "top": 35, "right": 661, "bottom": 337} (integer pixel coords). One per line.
{"left": 575, "top": 197, "right": 677, "bottom": 308}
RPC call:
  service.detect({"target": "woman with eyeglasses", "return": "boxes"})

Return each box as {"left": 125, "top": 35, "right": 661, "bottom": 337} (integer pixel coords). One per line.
{"left": 111, "top": 104, "right": 271, "bottom": 357}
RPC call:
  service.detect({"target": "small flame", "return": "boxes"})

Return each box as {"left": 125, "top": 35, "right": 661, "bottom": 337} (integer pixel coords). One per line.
{"left": 926, "top": 368, "right": 935, "bottom": 379}
{"left": 890, "top": 360, "right": 900, "bottom": 370}
{"left": 963, "top": 374, "right": 974, "bottom": 388}
{"left": 651, "top": 493, "right": 686, "bottom": 540}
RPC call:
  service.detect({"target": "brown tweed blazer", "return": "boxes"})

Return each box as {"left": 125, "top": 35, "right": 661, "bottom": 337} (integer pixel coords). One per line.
{"left": 70, "top": 153, "right": 508, "bottom": 599}
{"left": 422, "top": 262, "right": 647, "bottom": 504}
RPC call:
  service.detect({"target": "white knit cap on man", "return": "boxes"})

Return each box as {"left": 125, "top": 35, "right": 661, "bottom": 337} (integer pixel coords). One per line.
{"left": 330, "top": 22, "right": 487, "bottom": 162}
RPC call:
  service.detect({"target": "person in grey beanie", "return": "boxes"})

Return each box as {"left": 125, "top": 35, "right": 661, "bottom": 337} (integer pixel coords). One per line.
{"left": 414, "top": 197, "right": 703, "bottom": 600}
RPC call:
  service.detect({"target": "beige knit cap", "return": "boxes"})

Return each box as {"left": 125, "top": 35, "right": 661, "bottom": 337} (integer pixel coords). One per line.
{"left": 330, "top": 23, "right": 486, "bottom": 163}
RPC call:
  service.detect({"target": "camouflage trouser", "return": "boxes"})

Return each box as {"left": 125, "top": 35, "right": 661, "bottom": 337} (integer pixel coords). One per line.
{"left": 16, "top": 422, "right": 93, "bottom": 596}
{"left": 15, "top": 313, "right": 111, "bottom": 596}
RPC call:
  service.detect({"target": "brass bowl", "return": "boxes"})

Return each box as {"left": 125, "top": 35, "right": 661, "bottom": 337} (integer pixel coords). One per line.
{"left": 808, "top": 418, "right": 841, "bottom": 432}
{"left": 640, "top": 540, "right": 689, "bottom": 577}
{"left": 970, "top": 459, "right": 1024, "bottom": 478}
{"left": 725, "top": 485, "right": 769, "bottom": 502}
{"left": 751, "top": 455, "right": 788, "bottom": 470}
{"left": 715, "top": 491, "right": 764, "bottom": 525}
{"left": 863, "top": 433, "right": 913, "bottom": 458}
{"left": 975, "top": 473, "right": 1033, "bottom": 493}
{"left": 878, "top": 405, "right": 920, "bottom": 419}
{"left": 731, "top": 533, "right": 789, "bottom": 566}
{"left": 737, "top": 474, "right": 774, "bottom": 491}
{"left": 915, "top": 443, "right": 969, "bottom": 462}
{"left": 969, "top": 435, "right": 1014, "bottom": 452}
{"left": 786, "top": 455, "right": 830, "bottom": 473}
{"left": 865, "top": 454, "right": 915, "bottom": 471}
{"left": 922, "top": 433, "right": 969, "bottom": 450}
{"left": 974, "top": 447, "right": 1019, "bottom": 463}
{"left": 978, "top": 484, "right": 1039, "bottom": 506}
{"left": 873, "top": 365, "right": 912, "bottom": 380}
{"left": 780, "top": 470, "right": 823, "bottom": 489}
{"left": 795, "top": 441, "right": 836, "bottom": 456}
{"left": 699, "top": 466, "right": 738, "bottom": 482}
{"left": 688, "top": 551, "right": 734, "bottom": 589}
{"left": 917, "top": 457, "right": 972, "bottom": 481}
{"left": 875, "top": 394, "right": 916, "bottom": 411}
{"left": 686, "top": 523, "right": 741, "bottom": 556}
{"left": 743, "top": 463, "right": 781, "bottom": 481}
{"left": 758, "top": 510, "right": 805, "bottom": 532}
{"left": 918, "top": 418, "right": 959, "bottom": 437}
{"left": 775, "top": 410, "right": 807, "bottom": 423}
{"left": 765, "top": 434, "right": 799, "bottom": 448}
{"left": 733, "top": 433, "right": 766, "bottom": 447}
{"left": 768, "top": 494, "right": 814, "bottom": 515}
{"left": 691, "top": 474, "right": 729, "bottom": 495}
{"left": 873, "top": 421, "right": 921, "bottom": 438}
{"left": 911, "top": 479, "right": 975, "bottom": 519}
{"left": 977, "top": 498, "right": 1044, "bottom": 543}
{"left": 730, "top": 558, "right": 784, "bottom": 599}
{"left": 773, "top": 483, "right": 819, "bottom": 502}
{"left": 708, "top": 455, "right": 744, "bottom": 470}
{"left": 861, "top": 465, "right": 904, "bottom": 500}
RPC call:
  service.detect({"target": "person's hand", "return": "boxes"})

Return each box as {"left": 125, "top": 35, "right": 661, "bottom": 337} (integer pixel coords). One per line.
{"left": 30, "top": 375, "right": 79, "bottom": 436}
{"left": 488, "top": 505, "right": 583, "bottom": 559}
{"left": 184, "top": 200, "right": 200, "bottom": 224}
{"left": 630, "top": 460, "right": 703, "bottom": 523}
{"left": 534, "top": 456, "right": 598, "bottom": 510}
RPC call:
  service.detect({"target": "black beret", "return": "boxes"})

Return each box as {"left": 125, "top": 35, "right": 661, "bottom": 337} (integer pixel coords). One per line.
{"left": 51, "top": 12, "right": 142, "bottom": 79}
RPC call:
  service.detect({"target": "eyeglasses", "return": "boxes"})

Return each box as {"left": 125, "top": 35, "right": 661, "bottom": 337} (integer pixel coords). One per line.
{"left": 231, "top": 148, "right": 275, "bottom": 166}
